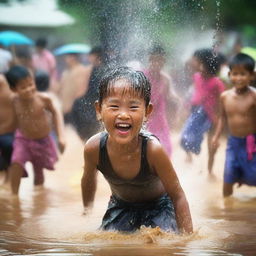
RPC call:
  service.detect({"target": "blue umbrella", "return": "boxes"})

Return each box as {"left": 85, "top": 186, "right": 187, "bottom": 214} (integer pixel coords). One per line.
{"left": 0, "top": 30, "right": 34, "bottom": 47}
{"left": 54, "top": 43, "right": 91, "bottom": 56}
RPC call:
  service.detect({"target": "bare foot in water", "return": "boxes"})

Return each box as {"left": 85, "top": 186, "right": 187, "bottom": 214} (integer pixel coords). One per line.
{"left": 185, "top": 152, "right": 193, "bottom": 163}
{"left": 207, "top": 172, "right": 217, "bottom": 182}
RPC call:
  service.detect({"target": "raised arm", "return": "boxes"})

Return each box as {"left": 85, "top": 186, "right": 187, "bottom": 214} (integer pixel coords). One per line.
{"left": 81, "top": 139, "right": 98, "bottom": 213}
{"left": 148, "top": 139, "right": 193, "bottom": 233}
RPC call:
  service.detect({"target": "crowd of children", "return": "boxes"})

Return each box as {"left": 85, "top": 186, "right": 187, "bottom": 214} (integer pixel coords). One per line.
{"left": 1, "top": 39, "right": 256, "bottom": 235}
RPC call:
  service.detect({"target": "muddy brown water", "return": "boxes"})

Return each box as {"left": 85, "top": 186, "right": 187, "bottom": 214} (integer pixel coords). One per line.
{"left": 1, "top": 127, "right": 256, "bottom": 256}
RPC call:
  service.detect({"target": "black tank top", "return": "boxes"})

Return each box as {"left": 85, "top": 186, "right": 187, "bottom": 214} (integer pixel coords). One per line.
{"left": 97, "top": 132, "right": 160, "bottom": 187}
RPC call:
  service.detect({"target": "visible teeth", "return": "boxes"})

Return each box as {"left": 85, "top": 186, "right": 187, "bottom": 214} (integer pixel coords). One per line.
{"left": 117, "top": 123, "right": 130, "bottom": 127}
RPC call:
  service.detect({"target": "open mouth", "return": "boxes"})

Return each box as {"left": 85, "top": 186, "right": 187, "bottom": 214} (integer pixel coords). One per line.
{"left": 115, "top": 123, "right": 132, "bottom": 132}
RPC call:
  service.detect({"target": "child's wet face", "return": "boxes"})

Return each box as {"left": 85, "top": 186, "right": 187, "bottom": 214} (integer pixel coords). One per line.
{"left": 229, "top": 65, "right": 253, "bottom": 90}
{"left": 98, "top": 79, "right": 151, "bottom": 144}
{"left": 149, "top": 54, "right": 166, "bottom": 71}
{"left": 15, "top": 76, "right": 36, "bottom": 99}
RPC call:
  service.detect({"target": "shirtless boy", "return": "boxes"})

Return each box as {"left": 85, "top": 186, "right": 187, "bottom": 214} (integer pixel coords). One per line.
{"left": 58, "top": 54, "right": 91, "bottom": 123}
{"left": 5, "top": 66, "right": 66, "bottom": 194}
{"left": 212, "top": 53, "right": 256, "bottom": 197}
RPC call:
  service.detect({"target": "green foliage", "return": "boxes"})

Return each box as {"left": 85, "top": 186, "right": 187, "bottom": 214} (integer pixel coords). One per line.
{"left": 57, "top": 0, "right": 256, "bottom": 48}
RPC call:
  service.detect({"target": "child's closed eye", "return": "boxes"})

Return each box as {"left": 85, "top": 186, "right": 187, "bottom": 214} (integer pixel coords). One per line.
{"left": 109, "top": 105, "right": 119, "bottom": 109}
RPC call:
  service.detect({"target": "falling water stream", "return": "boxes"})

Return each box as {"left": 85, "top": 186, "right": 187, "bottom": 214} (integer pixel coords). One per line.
{"left": 1, "top": 127, "right": 256, "bottom": 255}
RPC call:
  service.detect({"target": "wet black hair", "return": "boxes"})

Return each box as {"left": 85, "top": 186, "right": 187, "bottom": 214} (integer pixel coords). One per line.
{"left": 149, "top": 44, "right": 166, "bottom": 56}
{"left": 99, "top": 66, "right": 151, "bottom": 106}
{"left": 16, "top": 47, "right": 32, "bottom": 60}
{"left": 217, "top": 52, "right": 227, "bottom": 66}
{"left": 193, "top": 48, "right": 222, "bottom": 75}
{"left": 35, "top": 70, "right": 50, "bottom": 92}
{"left": 36, "top": 38, "right": 47, "bottom": 48}
{"left": 5, "top": 65, "right": 31, "bottom": 89}
{"left": 89, "top": 46, "right": 104, "bottom": 60}
{"left": 229, "top": 53, "right": 255, "bottom": 73}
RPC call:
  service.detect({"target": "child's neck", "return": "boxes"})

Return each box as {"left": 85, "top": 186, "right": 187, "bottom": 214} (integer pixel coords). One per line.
{"left": 18, "top": 96, "right": 34, "bottom": 106}
{"left": 108, "top": 136, "right": 140, "bottom": 154}
{"left": 235, "top": 85, "right": 249, "bottom": 95}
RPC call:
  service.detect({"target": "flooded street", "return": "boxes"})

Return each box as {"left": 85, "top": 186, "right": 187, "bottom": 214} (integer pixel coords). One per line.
{"left": 1, "top": 126, "right": 256, "bottom": 256}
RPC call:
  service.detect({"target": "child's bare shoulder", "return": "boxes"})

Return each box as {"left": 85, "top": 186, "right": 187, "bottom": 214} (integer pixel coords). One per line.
{"left": 220, "top": 88, "right": 234, "bottom": 99}
{"left": 37, "top": 92, "right": 54, "bottom": 105}
{"left": 146, "top": 134, "right": 166, "bottom": 157}
{"left": 145, "top": 134, "right": 171, "bottom": 169}
{"left": 249, "top": 86, "right": 256, "bottom": 95}
{"left": 84, "top": 132, "right": 101, "bottom": 163}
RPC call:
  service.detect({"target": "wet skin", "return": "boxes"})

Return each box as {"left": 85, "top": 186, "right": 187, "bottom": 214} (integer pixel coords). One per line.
{"left": 81, "top": 79, "right": 193, "bottom": 233}
{"left": 212, "top": 65, "right": 256, "bottom": 197}
{"left": 0, "top": 75, "right": 16, "bottom": 134}
{"left": 215, "top": 66, "right": 256, "bottom": 138}
{"left": 13, "top": 76, "right": 65, "bottom": 145}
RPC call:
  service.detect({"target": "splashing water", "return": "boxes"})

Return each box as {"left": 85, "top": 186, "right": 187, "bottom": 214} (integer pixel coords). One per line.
{"left": 1, "top": 128, "right": 256, "bottom": 255}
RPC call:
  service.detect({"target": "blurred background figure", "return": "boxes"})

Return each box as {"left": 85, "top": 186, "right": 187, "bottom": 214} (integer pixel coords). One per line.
{"left": 14, "top": 47, "right": 33, "bottom": 71}
{"left": 0, "top": 74, "right": 16, "bottom": 184}
{"left": 5, "top": 65, "right": 66, "bottom": 195}
{"left": 71, "top": 46, "right": 105, "bottom": 142}
{"left": 144, "top": 45, "right": 180, "bottom": 157}
{"left": 0, "top": 43, "right": 13, "bottom": 73}
{"left": 180, "top": 48, "right": 225, "bottom": 176}
{"left": 32, "top": 38, "right": 57, "bottom": 91}
{"left": 35, "top": 70, "right": 63, "bottom": 147}
{"left": 57, "top": 53, "right": 89, "bottom": 124}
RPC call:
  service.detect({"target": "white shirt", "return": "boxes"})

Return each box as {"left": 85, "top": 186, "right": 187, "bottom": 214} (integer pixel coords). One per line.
{"left": 0, "top": 48, "right": 12, "bottom": 73}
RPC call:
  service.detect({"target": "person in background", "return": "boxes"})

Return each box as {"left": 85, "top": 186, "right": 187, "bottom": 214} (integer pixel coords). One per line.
{"left": 32, "top": 38, "right": 57, "bottom": 89}
{"left": 5, "top": 65, "right": 66, "bottom": 195}
{"left": 0, "top": 74, "right": 16, "bottom": 184}
{"left": 0, "top": 43, "right": 12, "bottom": 73}
{"left": 71, "top": 46, "right": 105, "bottom": 141}
{"left": 143, "top": 45, "right": 180, "bottom": 157}
{"left": 15, "top": 47, "right": 34, "bottom": 72}
{"left": 57, "top": 53, "right": 90, "bottom": 124}
{"left": 81, "top": 67, "right": 193, "bottom": 234}
{"left": 212, "top": 53, "right": 256, "bottom": 197}
{"left": 180, "top": 49, "right": 225, "bottom": 176}
{"left": 35, "top": 70, "right": 63, "bottom": 143}
{"left": 35, "top": 69, "right": 61, "bottom": 110}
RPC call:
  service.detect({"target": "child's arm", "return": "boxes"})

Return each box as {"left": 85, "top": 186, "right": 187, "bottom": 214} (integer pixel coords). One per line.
{"left": 212, "top": 94, "right": 226, "bottom": 149}
{"left": 43, "top": 94, "right": 66, "bottom": 153}
{"left": 81, "top": 138, "right": 99, "bottom": 213}
{"left": 162, "top": 73, "right": 181, "bottom": 126}
{"left": 148, "top": 139, "right": 193, "bottom": 233}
